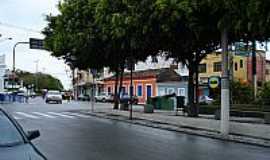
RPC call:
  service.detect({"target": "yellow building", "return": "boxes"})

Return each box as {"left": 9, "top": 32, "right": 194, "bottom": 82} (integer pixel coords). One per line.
{"left": 199, "top": 52, "right": 248, "bottom": 84}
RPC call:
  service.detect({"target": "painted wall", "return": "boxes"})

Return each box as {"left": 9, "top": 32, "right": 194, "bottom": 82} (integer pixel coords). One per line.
{"left": 199, "top": 52, "right": 248, "bottom": 84}
{"left": 104, "top": 78, "right": 157, "bottom": 104}
{"left": 157, "top": 82, "right": 188, "bottom": 104}
{"left": 247, "top": 52, "right": 266, "bottom": 84}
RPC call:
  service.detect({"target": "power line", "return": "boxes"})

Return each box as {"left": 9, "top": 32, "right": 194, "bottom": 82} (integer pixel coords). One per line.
{"left": 0, "top": 22, "right": 41, "bottom": 34}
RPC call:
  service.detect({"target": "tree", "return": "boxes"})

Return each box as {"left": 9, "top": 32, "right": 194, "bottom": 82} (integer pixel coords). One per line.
{"left": 43, "top": 0, "right": 159, "bottom": 109}
{"left": 16, "top": 70, "right": 63, "bottom": 91}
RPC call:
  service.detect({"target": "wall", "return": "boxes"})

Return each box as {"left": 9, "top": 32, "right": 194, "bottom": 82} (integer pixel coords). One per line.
{"left": 199, "top": 53, "right": 248, "bottom": 84}
{"left": 247, "top": 52, "right": 266, "bottom": 85}
{"left": 104, "top": 77, "right": 157, "bottom": 104}
{"left": 157, "top": 82, "right": 188, "bottom": 104}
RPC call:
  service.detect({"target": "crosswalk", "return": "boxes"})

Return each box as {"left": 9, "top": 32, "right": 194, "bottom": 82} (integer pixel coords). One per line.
{"left": 12, "top": 111, "right": 92, "bottom": 120}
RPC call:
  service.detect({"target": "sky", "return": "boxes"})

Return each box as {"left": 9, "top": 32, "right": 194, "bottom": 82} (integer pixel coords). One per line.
{"left": 0, "top": 0, "right": 72, "bottom": 89}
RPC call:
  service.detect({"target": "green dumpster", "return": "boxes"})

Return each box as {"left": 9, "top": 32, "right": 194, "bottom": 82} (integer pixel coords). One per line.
{"left": 144, "top": 104, "right": 154, "bottom": 113}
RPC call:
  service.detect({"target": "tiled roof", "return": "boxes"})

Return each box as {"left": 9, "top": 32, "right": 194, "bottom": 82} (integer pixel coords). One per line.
{"left": 103, "top": 68, "right": 187, "bottom": 82}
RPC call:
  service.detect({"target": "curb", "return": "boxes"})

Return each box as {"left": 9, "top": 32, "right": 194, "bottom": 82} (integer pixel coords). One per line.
{"left": 82, "top": 111, "right": 270, "bottom": 148}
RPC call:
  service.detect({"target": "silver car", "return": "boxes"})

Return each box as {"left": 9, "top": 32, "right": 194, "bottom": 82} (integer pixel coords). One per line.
{"left": 45, "top": 90, "right": 63, "bottom": 104}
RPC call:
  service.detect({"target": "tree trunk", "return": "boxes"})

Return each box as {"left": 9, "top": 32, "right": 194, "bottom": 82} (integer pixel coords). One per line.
{"left": 195, "top": 64, "right": 199, "bottom": 105}
{"left": 118, "top": 64, "right": 125, "bottom": 102}
{"left": 252, "top": 40, "right": 257, "bottom": 99}
{"left": 187, "top": 65, "right": 198, "bottom": 117}
{"left": 113, "top": 68, "right": 120, "bottom": 109}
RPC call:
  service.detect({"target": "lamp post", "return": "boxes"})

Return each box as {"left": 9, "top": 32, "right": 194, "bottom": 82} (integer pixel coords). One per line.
{"left": 0, "top": 37, "right": 12, "bottom": 43}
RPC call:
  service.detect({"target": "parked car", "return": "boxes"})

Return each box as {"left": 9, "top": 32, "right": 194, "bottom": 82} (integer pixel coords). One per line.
{"left": 95, "top": 93, "right": 111, "bottom": 102}
{"left": 45, "top": 90, "right": 63, "bottom": 104}
{"left": 0, "top": 108, "right": 47, "bottom": 160}
{"left": 199, "top": 95, "right": 214, "bottom": 104}
{"left": 120, "top": 93, "right": 139, "bottom": 104}
{"left": 78, "top": 94, "right": 90, "bottom": 101}
{"left": 30, "top": 92, "right": 37, "bottom": 98}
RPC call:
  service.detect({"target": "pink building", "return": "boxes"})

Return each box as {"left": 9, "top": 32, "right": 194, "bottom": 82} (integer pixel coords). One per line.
{"left": 246, "top": 51, "right": 266, "bottom": 86}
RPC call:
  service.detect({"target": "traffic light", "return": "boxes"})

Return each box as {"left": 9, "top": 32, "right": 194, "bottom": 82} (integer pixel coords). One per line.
{"left": 29, "top": 38, "right": 44, "bottom": 50}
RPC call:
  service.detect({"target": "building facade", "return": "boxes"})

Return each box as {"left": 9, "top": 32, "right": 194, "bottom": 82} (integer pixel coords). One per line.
{"left": 103, "top": 68, "right": 188, "bottom": 104}
{"left": 199, "top": 52, "right": 248, "bottom": 85}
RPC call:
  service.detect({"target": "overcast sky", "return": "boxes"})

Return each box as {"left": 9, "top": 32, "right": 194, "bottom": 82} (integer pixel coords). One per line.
{"left": 0, "top": 0, "right": 72, "bottom": 89}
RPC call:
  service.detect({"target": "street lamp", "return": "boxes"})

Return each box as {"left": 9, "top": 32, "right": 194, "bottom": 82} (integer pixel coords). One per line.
{"left": 0, "top": 37, "right": 12, "bottom": 43}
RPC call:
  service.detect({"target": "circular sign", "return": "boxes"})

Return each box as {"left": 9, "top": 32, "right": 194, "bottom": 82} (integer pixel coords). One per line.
{"left": 209, "top": 77, "right": 220, "bottom": 89}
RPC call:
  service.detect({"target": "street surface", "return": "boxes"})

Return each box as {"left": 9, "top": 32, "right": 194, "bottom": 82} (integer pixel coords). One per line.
{"left": 1, "top": 97, "right": 269, "bottom": 160}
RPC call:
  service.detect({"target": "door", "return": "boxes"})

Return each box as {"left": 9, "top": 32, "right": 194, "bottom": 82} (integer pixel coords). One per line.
{"left": 146, "top": 85, "right": 152, "bottom": 98}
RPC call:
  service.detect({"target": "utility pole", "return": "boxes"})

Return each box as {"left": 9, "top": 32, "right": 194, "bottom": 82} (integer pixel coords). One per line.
{"left": 220, "top": 29, "right": 230, "bottom": 136}
{"left": 12, "top": 42, "right": 29, "bottom": 91}
{"left": 129, "top": 59, "right": 134, "bottom": 120}
{"left": 34, "top": 60, "right": 39, "bottom": 92}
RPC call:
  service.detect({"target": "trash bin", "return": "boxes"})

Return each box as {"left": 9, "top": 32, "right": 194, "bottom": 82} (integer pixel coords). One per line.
{"left": 265, "top": 112, "right": 270, "bottom": 124}
{"left": 120, "top": 99, "right": 129, "bottom": 111}
{"left": 144, "top": 104, "right": 154, "bottom": 113}
{"left": 176, "top": 96, "right": 185, "bottom": 109}
{"left": 0, "top": 93, "right": 4, "bottom": 102}
{"left": 160, "top": 97, "right": 174, "bottom": 110}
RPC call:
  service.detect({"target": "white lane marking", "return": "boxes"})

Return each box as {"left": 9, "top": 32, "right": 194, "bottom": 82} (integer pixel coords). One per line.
{"left": 13, "top": 116, "right": 22, "bottom": 120}
{"left": 32, "top": 112, "right": 56, "bottom": 118}
{"left": 64, "top": 112, "right": 91, "bottom": 118}
{"left": 15, "top": 112, "right": 40, "bottom": 119}
{"left": 47, "top": 112, "right": 75, "bottom": 119}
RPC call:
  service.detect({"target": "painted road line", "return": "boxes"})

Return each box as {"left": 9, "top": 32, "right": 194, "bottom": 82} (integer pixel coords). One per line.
{"left": 32, "top": 112, "right": 56, "bottom": 118}
{"left": 13, "top": 116, "right": 22, "bottom": 120}
{"left": 15, "top": 112, "right": 40, "bottom": 119}
{"left": 47, "top": 112, "right": 75, "bottom": 119}
{"left": 64, "top": 112, "right": 91, "bottom": 118}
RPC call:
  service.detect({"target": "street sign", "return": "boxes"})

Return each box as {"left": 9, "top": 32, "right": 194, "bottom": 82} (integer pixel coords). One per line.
{"left": 208, "top": 76, "right": 220, "bottom": 89}
{"left": 29, "top": 38, "right": 44, "bottom": 50}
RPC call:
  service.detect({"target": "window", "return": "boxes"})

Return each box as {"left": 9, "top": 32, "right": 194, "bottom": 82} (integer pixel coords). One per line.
{"left": 159, "top": 88, "right": 166, "bottom": 96}
{"left": 120, "top": 87, "right": 126, "bottom": 95}
{"left": 177, "top": 88, "right": 185, "bottom": 96}
{"left": 235, "top": 62, "right": 238, "bottom": 71}
{"left": 137, "top": 85, "right": 142, "bottom": 97}
{"left": 108, "top": 87, "right": 111, "bottom": 94}
{"left": 213, "top": 62, "right": 222, "bottom": 72}
{"left": 240, "top": 59, "right": 243, "bottom": 68}
{"left": 0, "top": 111, "right": 24, "bottom": 147}
{"left": 198, "top": 64, "right": 207, "bottom": 73}
{"left": 167, "top": 88, "right": 175, "bottom": 95}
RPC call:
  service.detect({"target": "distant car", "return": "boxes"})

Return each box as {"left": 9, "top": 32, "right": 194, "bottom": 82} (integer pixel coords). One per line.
{"left": 199, "top": 95, "right": 214, "bottom": 104}
{"left": 78, "top": 94, "right": 90, "bottom": 101}
{"left": 95, "top": 93, "right": 111, "bottom": 102}
{"left": 45, "top": 90, "right": 63, "bottom": 104}
{"left": 0, "top": 108, "right": 47, "bottom": 160}
{"left": 30, "top": 92, "right": 37, "bottom": 98}
{"left": 120, "top": 93, "right": 139, "bottom": 104}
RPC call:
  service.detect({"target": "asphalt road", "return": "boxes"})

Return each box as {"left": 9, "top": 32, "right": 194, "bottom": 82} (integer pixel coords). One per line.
{"left": 1, "top": 97, "right": 269, "bottom": 160}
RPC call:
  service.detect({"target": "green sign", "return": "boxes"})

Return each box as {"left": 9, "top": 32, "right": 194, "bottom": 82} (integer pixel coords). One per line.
{"left": 208, "top": 77, "right": 220, "bottom": 89}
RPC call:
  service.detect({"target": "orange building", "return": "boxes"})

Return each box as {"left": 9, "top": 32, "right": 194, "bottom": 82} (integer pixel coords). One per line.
{"left": 103, "top": 69, "right": 158, "bottom": 104}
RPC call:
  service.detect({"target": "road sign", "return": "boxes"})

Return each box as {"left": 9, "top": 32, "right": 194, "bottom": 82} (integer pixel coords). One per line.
{"left": 208, "top": 76, "right": 220, "bottom": 89}
{"left": 29, "top": 38, "right": 44, "bottom": 50}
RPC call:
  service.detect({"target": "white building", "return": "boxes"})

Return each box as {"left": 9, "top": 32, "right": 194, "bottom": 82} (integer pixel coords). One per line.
{"left": 0, "top": 55, "right": 6, "bottom": 92}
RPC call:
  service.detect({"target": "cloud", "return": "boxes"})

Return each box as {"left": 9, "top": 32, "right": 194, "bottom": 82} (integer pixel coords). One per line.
{"left": 0, "top": 0, "right": 71, "bottom": 89}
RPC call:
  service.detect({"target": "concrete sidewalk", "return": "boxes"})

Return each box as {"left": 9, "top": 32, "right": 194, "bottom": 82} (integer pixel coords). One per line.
{"left": 82, "top": 104, "right": 270, "bottom": 147}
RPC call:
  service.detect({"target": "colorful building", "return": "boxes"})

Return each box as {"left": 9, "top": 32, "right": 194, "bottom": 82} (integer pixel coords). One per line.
{"left": 103, "top": 68, "right": 188, "bottom": 104}
{"left": 246, "top": 51, "right": 266, "bottom": 85}
{"left": 198, "top": 50, "right": 267, "bottom": 97}
{"left": 199, "top": 52, "right": 248, "bottom": 84}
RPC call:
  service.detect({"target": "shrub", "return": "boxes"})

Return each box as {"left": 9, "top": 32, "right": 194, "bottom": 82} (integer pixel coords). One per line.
{"left": 258, "top": 82, "right": 270, "bottom": 105}
{"left": 232, "top": 81, "right": 253, "bottom": 104}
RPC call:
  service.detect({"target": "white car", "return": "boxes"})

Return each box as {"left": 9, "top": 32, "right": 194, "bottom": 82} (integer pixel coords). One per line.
{"left": 95, "top": 93, "right": 110, "bottom": 102}
{"left": 199, "top": 95, "right": 214, "bottom": 104}
{"left": 45, "top": 90, "right": 63, "bottom": 104}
